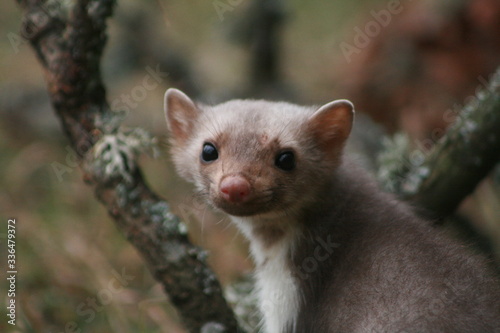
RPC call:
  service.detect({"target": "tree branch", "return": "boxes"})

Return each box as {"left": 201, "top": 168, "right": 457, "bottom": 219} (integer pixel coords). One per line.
{"left": 17, "top": 0, "right": 243, "bottom": 332}
{"left": 379, "top": 68, "right": 500, "bottom": 218}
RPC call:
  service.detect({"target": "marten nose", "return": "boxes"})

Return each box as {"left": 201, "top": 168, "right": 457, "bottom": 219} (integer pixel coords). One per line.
{"left": 220, "top": 176, "right": 251, "bottom": 203}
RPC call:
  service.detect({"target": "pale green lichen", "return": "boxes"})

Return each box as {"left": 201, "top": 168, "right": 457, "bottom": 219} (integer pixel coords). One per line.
{"left": 177, "top": 220, "right": 188, "bottom": 235}
{"left": 85, "top": 128, "right": 159, "bottom": 184}
{"left": 115, "top": 183, "right": 129, "bottom": 207}
{"left": 142, "top": 200, "right": 187, "bottom": 232}
{"left": 162, "top": 240, "right": 186, "bottom": 262}
{"left": 376, "top": 133, "right": 412, "bottom": 193}
{"left": 90, "top": 134, "right": 136, "bottom": 183}
{"left": 200, "top": 322, "right": 226, "bottom": 333}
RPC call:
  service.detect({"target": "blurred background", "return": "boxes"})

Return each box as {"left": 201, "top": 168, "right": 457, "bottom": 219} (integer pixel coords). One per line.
{"left": 1, "top": 0, "right": 499, "bottom": 332}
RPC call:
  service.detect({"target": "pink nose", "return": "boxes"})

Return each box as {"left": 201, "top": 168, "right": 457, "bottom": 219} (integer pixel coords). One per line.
{"left": 220, "top": 176, "right": 251, "bottom": 203}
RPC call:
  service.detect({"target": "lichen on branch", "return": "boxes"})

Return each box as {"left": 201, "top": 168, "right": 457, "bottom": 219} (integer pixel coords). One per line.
{"left": 378, "top": 67, "right": 500, "bottom": 217}
{"left": 16, "top": 0, "right": 244, "bottom": 332}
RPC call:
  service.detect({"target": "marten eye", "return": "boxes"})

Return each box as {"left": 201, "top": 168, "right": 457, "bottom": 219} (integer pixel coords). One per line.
{"left": 275, "top": 151, "right": 295, "bottom": 171}
{"left": 201, "top": 143, "right": 218, "bottom": 163}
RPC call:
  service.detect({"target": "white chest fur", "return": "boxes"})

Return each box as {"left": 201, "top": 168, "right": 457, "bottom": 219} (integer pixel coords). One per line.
{"left": 231, "top": 217, "right": 299, "bottom": 333}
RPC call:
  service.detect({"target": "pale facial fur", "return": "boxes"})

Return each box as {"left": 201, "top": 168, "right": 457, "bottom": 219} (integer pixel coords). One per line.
{"left": 164, "top": 89, "right": 353, "bottom": 222}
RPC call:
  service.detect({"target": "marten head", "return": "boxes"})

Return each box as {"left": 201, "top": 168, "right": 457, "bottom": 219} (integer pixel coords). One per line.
{"left": 164, "top": 88, "right": 354, "bottom": 218}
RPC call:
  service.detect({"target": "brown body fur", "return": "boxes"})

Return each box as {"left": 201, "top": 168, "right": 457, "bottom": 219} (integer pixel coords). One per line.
{"left": 291, "top": 162, "right": 500, "bottom": 332}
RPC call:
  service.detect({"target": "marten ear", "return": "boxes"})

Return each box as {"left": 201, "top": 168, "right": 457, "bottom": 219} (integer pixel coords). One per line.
{"left": 164, "top": 88, "right": 199, "bottom": 143}
{"left": 308, "top": 99, "right": 354, "bottom": 152}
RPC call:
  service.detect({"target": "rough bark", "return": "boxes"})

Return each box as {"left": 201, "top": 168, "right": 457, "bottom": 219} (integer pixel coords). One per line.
{"left": 16, "top": 0, "right": 243, "bottom": 332}
{"left": 379, "top": 68, "right": 500, "bottom": 219}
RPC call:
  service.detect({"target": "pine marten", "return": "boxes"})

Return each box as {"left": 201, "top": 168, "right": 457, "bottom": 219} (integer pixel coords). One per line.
{"left": 164, "top": 88, "right": 500, "bottom": 333}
